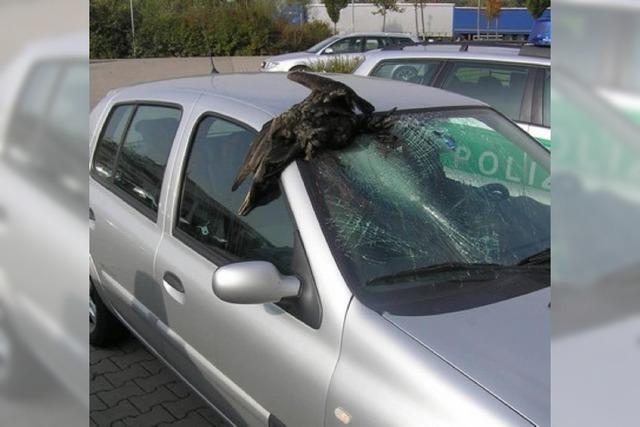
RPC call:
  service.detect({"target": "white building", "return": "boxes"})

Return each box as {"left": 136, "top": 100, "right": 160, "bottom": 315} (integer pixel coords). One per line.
{"left": 306, "top": 2, "right": 454, "bottom": 38}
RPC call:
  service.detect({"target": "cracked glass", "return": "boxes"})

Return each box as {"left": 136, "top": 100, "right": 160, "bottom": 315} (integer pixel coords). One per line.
{"left": 305, "top": 108, "right": 550, "bottom": 294}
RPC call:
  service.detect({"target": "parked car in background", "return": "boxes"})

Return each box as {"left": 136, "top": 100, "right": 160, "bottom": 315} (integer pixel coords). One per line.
{"left": 260, "top": 32, "right": 417, "bottom": 72}
{"left": 90, "top": 72, "right": 549, "bottom": 427}
{"left": 353, "top": 43, "right": 551, "bottom": 147}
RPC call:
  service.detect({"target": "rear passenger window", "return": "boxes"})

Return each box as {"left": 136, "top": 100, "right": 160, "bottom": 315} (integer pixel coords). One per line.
{"left": 371, "top": 60, "right": 442, "bottom": 85}
{"left": 442, "top": 62, "right": 529, "bottom": 121}
{"left": 113, "top": 105, "right": 181, "bottom": 215}
{"left": 176, "top": 115, "right": 295, "bottom": 274}
{"left": 92, "top": 105, "right": 134, "bottom": 180}
{"left": 91, "top": 103, "right": 181, "bottom": 220}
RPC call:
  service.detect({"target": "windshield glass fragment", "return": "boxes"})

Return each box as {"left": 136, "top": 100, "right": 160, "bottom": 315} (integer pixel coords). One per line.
{"left": 305, "top": 108, "right": 550, "bottom": 293}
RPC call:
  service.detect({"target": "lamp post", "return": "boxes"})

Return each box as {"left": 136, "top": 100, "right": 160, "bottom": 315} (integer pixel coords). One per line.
{"left": 352, "top": 0, "right": 355, "bottom": 32}
{"left": 130, "top": 0, "right": 136, "bottom": 57}
{"left": 476, "top": 0, "right": 480, "bottom": 40}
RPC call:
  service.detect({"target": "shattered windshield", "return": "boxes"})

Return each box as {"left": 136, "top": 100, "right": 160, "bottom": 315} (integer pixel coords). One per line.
{"left": 304, "top": 108, "right": 550, "bottom": 302}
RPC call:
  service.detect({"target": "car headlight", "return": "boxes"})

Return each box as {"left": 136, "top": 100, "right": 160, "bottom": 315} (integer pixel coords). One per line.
{"left": 262, "top": 61, "right": 279, "bottom": 70}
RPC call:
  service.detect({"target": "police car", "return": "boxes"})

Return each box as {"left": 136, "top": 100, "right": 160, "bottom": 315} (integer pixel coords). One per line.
{"left": 353, "top": 42, "right": 550, "bottom": 146}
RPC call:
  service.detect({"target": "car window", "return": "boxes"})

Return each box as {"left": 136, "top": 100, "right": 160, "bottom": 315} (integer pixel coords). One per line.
{"left": 365, "top": 38, "right": 382, "bottom": 51}
{"left": 371, "top": 59, "right": 442, "bottom": 85}
{"left": 542, "top": 69, "right": 550, "bottom": 127}
{"left": 112, "top": 105, "right": 181, "bottom": 216}
{"left": 92, "top": 105, "right": 134, "bottom": 181}
{"left": 176, "top": 115, "right": 295, "bottom": 274}
{"left": 442, "top": 62, "right": 530, "bottom": 121}
{"left": 327, "top": 37, "right": 362, "bottom": 54}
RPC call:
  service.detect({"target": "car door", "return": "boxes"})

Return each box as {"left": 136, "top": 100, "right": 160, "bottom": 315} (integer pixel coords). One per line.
{"left": 437, "top": 60, "right": 537, "bottom": 133}
{"left": 89, "top": 100, "right": 185, "bottom": 353}
{"left": 154, "top": 102, "right": 342, "bottom": 427}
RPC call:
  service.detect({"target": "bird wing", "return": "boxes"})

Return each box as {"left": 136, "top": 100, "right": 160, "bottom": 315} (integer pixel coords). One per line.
{"left": 231, "top": 119, "right": 272, "bottom": 191}
{"left": 288, "top": 71, "right": 375, "bottom": 114}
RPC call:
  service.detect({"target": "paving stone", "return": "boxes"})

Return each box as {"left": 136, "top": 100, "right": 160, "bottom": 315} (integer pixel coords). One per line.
{"left": 134, "top": 368, "right": 178, "bottom": 392}
{"left": 122, "top": 405, "right": 176, "bottom": 427}
{"left": 90, "top": 375, "right": 114, "bottom": 394}
{"left": 91, "top": 400, "right": 139, "bottom": 426}
{"left": 137, "top": 357, "right": 165, "bottom": 375}
{"left": 90, "top": 347, "right": 124, "bottom": 365}
{"left": 130, "top": 385, "right": 179, "bottom": 413}
{"left": 90, "top": 394, "right": 107, "bottom": 412}
{"left": 91, "top": 358, "right": 121, "bottom": 376}
{"left": 104, "top": 364, "right": 152, "bottom": 388}
{"left": 111, "top": 348, "right": 156, "bottom": 369}
{"left": 97, "top": 380, "right": 145, "bottom": 407}
{"left": 161, "top": 411, "right": 213, "bottom": 427}
{"left": 166, "top": 381, "right": 191, "bottom": 399}
{"left": 164, "top": 395, "right": 211, "bottom": 419}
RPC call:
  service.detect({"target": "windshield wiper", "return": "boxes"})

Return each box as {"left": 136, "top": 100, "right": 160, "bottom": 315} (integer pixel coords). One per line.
{"left": 517, "top": 248, "right": 550, "bottom": 266}
{"left": 367, "top": 262, "right": 505, "bottom": 286}
{"left": 367, "top": 258, "right": 549, "bottom": 287}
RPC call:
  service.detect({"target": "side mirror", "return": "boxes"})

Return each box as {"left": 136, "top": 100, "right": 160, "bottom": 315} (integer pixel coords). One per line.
{"left": 323, "top": 47, "right": 334, "bottom": 54}
{"left": 212, "top": 261, "right": 300, "bottom": 304}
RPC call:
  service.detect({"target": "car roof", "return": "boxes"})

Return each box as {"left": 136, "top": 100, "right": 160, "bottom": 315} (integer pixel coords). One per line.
{"left": 361, "top": 44, "right": 550, "bottom": 67}
{"left": 115, "top": 72, "right": 486, "bottom": 118}
{"left": 337, "top": 32, "right": 414, "bottom": 38}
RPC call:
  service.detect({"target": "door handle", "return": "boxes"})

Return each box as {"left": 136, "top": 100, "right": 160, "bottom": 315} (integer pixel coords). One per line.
{"left": 163, "top": 272, "right": 184, "bottom": 293}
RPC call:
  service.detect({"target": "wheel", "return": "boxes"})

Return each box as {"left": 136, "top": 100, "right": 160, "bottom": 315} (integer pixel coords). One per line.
{"left": 90, "top": 283, "right": 126, "bottom": 347}
{"left": 289, "top": 65, "right": 309, "bottom": 72}
{"left": 392, "top": 65, "right": 419, "bottom": 82}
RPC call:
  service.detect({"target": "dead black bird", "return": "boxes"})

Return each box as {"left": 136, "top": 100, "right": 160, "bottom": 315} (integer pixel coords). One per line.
{"left": 232, "top": 71, "right": 396, "bottom": 216}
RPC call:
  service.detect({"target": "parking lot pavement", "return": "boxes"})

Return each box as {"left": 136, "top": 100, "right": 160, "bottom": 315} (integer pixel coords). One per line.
{"left": 90, "top": 334, "right": 229, "bottom": 427}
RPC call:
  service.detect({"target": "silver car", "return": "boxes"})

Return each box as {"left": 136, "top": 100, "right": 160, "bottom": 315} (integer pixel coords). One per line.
{"left": 90, "top": 73, "right": 550, "bottom": 427}
{"left": 353, "top": 43, "right": 551, "bottom": 146}
{"left": 260, "top": 32, "right": 417, "bottom": 72}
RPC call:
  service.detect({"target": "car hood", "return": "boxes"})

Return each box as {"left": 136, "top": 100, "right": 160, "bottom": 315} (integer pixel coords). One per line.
{"left": 265, "top": 51, "right": 315, "bottom": 63}
{"left": 384, "top": 287, "right": 550, "bottom": 426}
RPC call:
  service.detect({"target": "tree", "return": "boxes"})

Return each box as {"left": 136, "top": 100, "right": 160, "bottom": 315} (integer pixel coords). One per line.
{"left": 372, "top": 0, "right": 404, "bottom": 32}
{"left": 485, "top": 0, "right": 502, "bottom": 34}
{"left": 526, "top": 0, "right": 550, "bottom": 19}
{"left": 324, "top": 0, "right": 349, "bottom": 33}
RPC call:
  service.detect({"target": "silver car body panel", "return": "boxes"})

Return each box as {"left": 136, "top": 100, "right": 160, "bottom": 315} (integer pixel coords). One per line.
{"left": 325, "top": 298, "right": 533, "bottom": 427}
{"left": 90, "top": 73, "right": 547, "bottom": 426}
{"left": 384, "top": 287, "right": 550, "bottom": 426}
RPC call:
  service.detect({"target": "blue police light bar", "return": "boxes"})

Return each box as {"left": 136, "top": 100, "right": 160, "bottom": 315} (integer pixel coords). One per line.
{"left": 528, "top": 16, "right": 551, "bottom": 47}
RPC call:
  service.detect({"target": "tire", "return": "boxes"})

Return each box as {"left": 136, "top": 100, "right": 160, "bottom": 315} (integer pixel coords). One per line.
{"left": 90, "top": 283, "right": 126, "bottom": 347}
{"left": 289, "top": 65, "right": 309, "bottom": 72}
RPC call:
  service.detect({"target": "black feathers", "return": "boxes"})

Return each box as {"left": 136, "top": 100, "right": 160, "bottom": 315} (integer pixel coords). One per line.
{"left": 232, "top": 71, "right": 395, "bottom": 216}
